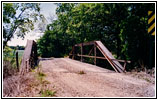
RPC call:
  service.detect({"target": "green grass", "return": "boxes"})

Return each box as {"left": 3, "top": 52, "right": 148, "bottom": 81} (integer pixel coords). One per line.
{"left": 36, "top": 71, "right": 46, "bottom": 83}
{"left": 38, "top": 71, "right": 46, "bottom": 77}
{"left": 40, "top": 89, "right": 56, "bottom": 97}
{"left": 144, "top": 78, "right": 151, "bottom": 83}
{"left": 78, "top": 70, "right": 86, "bottom": 74}
{"left": 35, "top": 68, "right": 56, "bottom": 97}
{"left": 4, "top": 50, "right": 24, "bottom": 66}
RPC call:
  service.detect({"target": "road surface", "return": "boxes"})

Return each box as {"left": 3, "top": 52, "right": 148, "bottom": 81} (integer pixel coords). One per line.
{"left": 39, "top": 58, "right": 155, "bottom": 97}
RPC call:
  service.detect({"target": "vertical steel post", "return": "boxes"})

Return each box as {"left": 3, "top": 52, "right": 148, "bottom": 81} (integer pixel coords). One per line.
{"left": 94, "top": 44, "right": 96, "bottom": 65}
{"left": 72, "top": 46, "right": 75, "bottom": 60}
{"left": 81, "top": 44, "right": 83, "bottom": 62}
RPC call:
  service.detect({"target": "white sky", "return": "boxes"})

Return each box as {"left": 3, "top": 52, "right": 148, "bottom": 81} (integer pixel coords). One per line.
{"left": 8, "top": 3, "right": 57, "bottom": 46}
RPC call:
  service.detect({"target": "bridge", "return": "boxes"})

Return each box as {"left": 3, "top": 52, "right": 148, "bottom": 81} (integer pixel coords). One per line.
{"left": 20, "top": 40, "right": 130, "bottom": 74}
{"left": 5, "top": 39, "right": 153, "bottom": 97}
{"left": 69, "top": 40, "right": 131, "bottom": 73}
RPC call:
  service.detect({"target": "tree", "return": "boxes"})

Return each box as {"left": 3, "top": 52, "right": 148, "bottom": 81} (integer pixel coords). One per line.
{"left": 3, "top": 3, "right": 44, "bottom": 49}
{"left": 119, "top": 3, "right": 155, "bottom": 69}
{"left": 37, "top": 3, "right": 155, "bottom": 70}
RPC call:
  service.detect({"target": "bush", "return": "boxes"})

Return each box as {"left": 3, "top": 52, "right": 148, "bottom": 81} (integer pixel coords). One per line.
{"left": 3, "top": 46, "right": 18, "bottom": 78}
{"left": 3, "top": 61, "right": 18, "bottom": 78}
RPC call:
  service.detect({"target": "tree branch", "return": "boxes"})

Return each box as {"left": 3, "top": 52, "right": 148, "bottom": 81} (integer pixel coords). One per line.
{"left": 16, "top": 8, "right": 26, "bottom": 20}
{"left": 3, "top": 8, "right": 27, "bottom": 49}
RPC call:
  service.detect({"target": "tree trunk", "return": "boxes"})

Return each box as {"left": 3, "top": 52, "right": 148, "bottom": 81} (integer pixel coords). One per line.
{"left": 3, "top": 41, "right": 7, "bottom": 50}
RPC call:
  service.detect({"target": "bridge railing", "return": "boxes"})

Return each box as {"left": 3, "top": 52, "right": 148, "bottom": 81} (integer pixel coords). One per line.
{"left": 69, "top": 40, "right": 130, "bottom": 73}
{"left": 20, "top": 40, "right": 38, "bottom": 75}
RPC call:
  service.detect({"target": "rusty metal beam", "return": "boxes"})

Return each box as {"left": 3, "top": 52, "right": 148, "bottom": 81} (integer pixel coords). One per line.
{"left": 70, "top": 54, "right": 130, "bottom": 63}
{"left": 75, "top": 41, "right": 95, "bottom": 47}
{"left": 77, "top": 54, "right": 106, "bottom": 59}
{"left": 88, "top": 46, "right": 94, "bottom": 56}
{"left": 72, "top": 46, "right": 75, "bottom": 60}
{"left": 96, "top": 45, "right": 119, "bottom": 72}
{"left": 70, "top": 40, "right": 130, "bottom": 73}
{"left": 94, "top": 45, "right": 96, "bottom": 65}
{"left": 81, "top": 44, "right": 83, "bottom": 62}
{"left": 111, "top": 59, "right": 131, "bottom": 63}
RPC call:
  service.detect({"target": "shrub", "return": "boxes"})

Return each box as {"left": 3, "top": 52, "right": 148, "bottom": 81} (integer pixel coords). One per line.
{"left": 40, "top": 89, "right": 56, "bottom": 97}
{"left": 3, "top": 47, "right": 18, "bottom": 78}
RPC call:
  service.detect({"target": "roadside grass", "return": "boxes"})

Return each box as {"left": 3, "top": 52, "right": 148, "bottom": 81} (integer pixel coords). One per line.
{"left": 40, "top": 89, "right": 56, "bottom": 97}
{"left": 37, "top": 71, "right": 46, "bottom": 83}
{"left": 143, "top": 77, "right": 151, "bottom": 83}
{"left": 3, "top": 47, "right": 24, "bottom": 78}
{"left": 78, "top": 70, "right": 86, "bottom": 74}
{"left": 34, "top": 64, "right": 56, "bottom": 97}
{"left": 3, "top": 48, "right": 57, "bottom": 97}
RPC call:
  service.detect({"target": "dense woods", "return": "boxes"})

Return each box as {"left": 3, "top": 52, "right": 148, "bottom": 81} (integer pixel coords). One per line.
{"left": 37, "top": 3, "right": 155, "bottom": 70}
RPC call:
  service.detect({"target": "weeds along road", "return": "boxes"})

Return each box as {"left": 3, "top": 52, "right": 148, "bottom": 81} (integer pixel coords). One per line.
{"left": 39, "top": 58, "right": 155, "bottom": 97}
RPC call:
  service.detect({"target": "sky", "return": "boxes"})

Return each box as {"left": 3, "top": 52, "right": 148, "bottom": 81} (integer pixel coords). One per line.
{"left": 7, "top": 3, "right": 57, "bottom": 46}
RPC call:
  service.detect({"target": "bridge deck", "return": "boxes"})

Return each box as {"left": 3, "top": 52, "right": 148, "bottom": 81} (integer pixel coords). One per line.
{"left": 39, "top": 58, "right": 154, "bottom": 97}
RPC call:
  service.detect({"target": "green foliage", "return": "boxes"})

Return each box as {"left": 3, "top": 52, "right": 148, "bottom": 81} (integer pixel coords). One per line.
{"left": 3, "top": 46, "right": 20, "bottom": 78}
{"left": 36, "top": 71, "right": 46, "bottom": 83}
{"left": 3, "top": 3, "right": 16, "bottom": 23}
{"left": 3, "top": 46, "right": 16, "bottom": 67}
{"left": 40, "top": 89, "right": 56, "bottom": 97}
{"left": 37, "top": 3, "right": 155, "bottom": 70}
{"left": 34, "top": 66, "right": 56, "bottom": 97}
{"left": 38, "top": 71, "right": 46, "bottom": 77}
{"left": 3, "top": 3, "right": 44, "bottom": 49}
{"left": 3, "top": 46, "right": 24, "bottom": 66}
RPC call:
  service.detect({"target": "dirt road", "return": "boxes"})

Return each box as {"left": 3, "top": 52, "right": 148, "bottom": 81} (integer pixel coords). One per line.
{"left": 39, "top": 58, "right": 155, "bottom": 97}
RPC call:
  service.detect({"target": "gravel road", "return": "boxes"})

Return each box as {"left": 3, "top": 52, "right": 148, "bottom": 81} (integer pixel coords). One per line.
{"left": 39, "top": 58, "right": 155, "bottom": 97}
